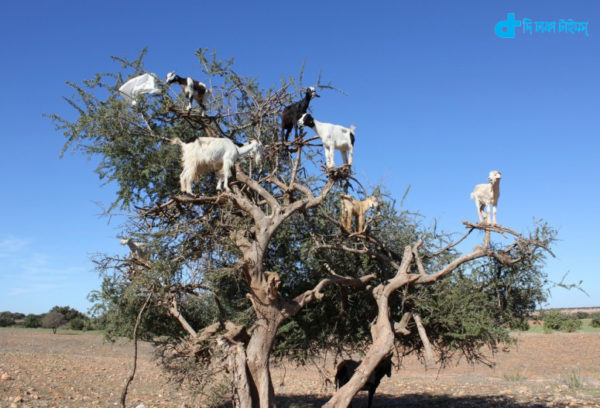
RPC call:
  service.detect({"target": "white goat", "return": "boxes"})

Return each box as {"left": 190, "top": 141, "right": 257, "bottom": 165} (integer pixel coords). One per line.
{"left": 171, "top": 137, "right": 263, "bottom": 194}
{"left": 297, "top": 113, "right": 355, "bottom": 168}
{"left": 470, "top": 170, "right": 502, "bottom": 225}
{"left": 120, "top": 238, "right": 148, "bottom": 259}
{"left": 166, "top": 71, "right": 209, "bottom": 114}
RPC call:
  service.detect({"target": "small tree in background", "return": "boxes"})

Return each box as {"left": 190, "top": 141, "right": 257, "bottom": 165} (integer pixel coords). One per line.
{"left": 41, "top": 311, "right": 66, "bottom": 334}
{"left": 53, "top": 48, "right": 557, "bottom": 407}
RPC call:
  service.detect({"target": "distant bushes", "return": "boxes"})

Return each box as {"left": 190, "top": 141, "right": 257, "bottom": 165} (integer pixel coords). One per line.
{"left": 543, "top": 310, "right": 582, "bottom": 332}
{"left": 24, "top": 314, "right": 42, "bottom": 328}
{"left": 591, "top": 313, "right": 600, "bottom": 328}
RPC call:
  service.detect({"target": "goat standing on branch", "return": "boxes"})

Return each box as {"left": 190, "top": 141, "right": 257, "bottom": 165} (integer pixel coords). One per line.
{"left": 298, "top": 113, "right": 355, "bottom": 168}
{"left": 120, "top": 237, "right": 148, "bottom": 260}
{"left": 335, "top": 355, "right": 392, "bottom": 408}
{"left": 171, "top": 137, "right": 263, "bottom": 194}
{"left": 166, "top": 71, "right": 210, "bottom": 115}
{"left": 471, "top": 170, "right": 502, "bottom": 225}
{"left": 341, "top": 195, "right": 378, "bottom": 233}
{"left": 281, "top": 86, "right": 319, "bottom": 141}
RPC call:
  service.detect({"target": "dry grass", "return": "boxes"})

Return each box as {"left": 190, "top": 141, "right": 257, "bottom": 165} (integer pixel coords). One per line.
{"left": 1, "top": 329, "right": 600, "bottom": 407}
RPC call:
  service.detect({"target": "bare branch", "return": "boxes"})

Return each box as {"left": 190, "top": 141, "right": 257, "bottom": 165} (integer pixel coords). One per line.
{"left": 286, "top": 264, "right": 376, "bottom": 317}
{"left": 413, "top": 313, "right": 436, "bottom": 369}
{"left": 168, "top": 298, "right": 197, "bottom": 337}
{"left": 120, "top": 292, "right": 152, "bottom": 408}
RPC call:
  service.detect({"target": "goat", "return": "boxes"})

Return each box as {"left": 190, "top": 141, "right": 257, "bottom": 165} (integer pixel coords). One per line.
{"left": 165, "top": 71, "right": 209, "bottom": 115}
{"left": 298, "top": 113, "right": 355, "bottom": 168}
{"left": 341, "top": 195, "right": 378, "bottom": 233}
{"left": 120, "top": 238, "right": 148, "bottom": 259}
{"left": 171, "top": 137, "right": 263, "bottom": 194}
{"left": 470, "top": 170, "right": 502, "bottom": 225}
{"left": 281, "top": 87, "right": 319, "bottom": 141}
{"left": 334, "top": 355, "right": 392, "bottom": 408}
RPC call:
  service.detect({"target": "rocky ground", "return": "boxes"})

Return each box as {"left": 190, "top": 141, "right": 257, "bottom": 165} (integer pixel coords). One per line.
{"left": 1, "top": 329, "right": 599, "bottom": 407}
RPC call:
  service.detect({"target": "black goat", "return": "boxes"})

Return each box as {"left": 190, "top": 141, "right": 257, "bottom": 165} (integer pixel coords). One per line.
{"left": 280, "top": 86, "right": 319, "bottom": 141}
{"left": 166, "top": 71, "right": 209, "bottom": 115}
{"left": 334, "top": 355, "right": 392, "bottom": 408}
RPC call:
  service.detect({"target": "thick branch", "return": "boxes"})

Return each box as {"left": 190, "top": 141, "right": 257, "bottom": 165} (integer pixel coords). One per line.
{"left": 167, "top": 298, "right": 197, "bottom": 337}
{"left": 413, "top": 313, "right": 436, "bottom": 369}
{"left": 394, "top": 311, "right": 412, "bottom": 336}
{"left": 235, "top": 165, "right": 280, "bottom": 213}
{"left": 287, "top": 268, "right": 376, "bottom": 317}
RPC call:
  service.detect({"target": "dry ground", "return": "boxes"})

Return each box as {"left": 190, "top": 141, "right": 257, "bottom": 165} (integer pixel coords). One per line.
{"left": 1, "top": 329, "right": 599, "bottom": 408}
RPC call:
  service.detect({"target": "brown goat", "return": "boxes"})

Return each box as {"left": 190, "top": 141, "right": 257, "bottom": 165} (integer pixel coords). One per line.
{"left": 340, "top": 195, "right": 378, "bottom": 233}
{"left": 334, "top": 355, "right": 392, "bottom": 408}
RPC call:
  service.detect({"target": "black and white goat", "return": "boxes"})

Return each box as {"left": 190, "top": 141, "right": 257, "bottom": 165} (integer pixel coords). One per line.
{"left": 281, "top": 86, "right": 319, "bottom": 141}
{"left": 334, "top": 355, "right": 393, "bottom": 408}
{"left": 297, "top": 113, "right": 355, "bottom": 168}
{"left": 171, "top": 136, "right": 263, "bottom": 194}
{"left": 166, "top": 71, "right": 209, "bottom": 115}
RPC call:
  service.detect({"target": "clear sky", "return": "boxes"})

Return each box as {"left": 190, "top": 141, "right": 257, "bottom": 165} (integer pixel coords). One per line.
{"left": 0, "top": 1, "right": 598, "bottom": 315}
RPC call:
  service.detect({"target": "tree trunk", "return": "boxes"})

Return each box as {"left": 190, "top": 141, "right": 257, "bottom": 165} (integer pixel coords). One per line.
{"left": 245, "top": 302, "right": 284, "bottom": 408}
{"left": 324, "top": 290, "right": 395, "bottom": 408}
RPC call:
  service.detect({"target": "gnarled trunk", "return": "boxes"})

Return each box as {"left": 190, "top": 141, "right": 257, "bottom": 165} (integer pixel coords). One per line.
{"left": 245, "top": 301, "right": 285, "bottom": 408}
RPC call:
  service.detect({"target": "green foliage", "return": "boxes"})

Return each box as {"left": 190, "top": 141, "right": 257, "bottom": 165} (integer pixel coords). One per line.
{"left": 52, "top": 47, "right": 559, "bottom": 387}
{"left": 0, "top": 315, "right": 15, "bottom": 327}
{"left": 49, "top": 306, "right": 87, "bottom": 322}
{"left": 24, "top": 314, "right": 42, "bottom": 328}
{"left": 69, "top": 317, "right": 86, "bottom": 330}
{"left": 543, "top": 310, "right": 582, "bottom": 332}
{"left": 591, "top": 313, "right": 600, "bottom": 328}
{"left": 0, "top": 311, "right": 26, "bottom": 326}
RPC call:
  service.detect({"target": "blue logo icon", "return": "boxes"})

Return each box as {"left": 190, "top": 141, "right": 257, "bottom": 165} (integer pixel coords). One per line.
{"left": 495, "top": 13, "right": 522, "bottom": 38}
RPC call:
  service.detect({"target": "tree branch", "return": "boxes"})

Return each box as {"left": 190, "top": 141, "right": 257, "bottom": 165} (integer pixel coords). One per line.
{"left": 168, "top": 298, "right": 197, "bottom": 337}
{"left": 285, "top": 264, "right": 376, "bottom": 317}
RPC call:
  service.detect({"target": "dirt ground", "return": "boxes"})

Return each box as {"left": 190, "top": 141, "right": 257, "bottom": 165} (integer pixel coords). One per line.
{"left": 1, "top": 329, "right": 599, "bottom": 408}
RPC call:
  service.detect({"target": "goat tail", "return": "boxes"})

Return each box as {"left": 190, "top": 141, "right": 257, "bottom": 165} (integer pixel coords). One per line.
{"left": 349, "top": 125, "right": 356, "bottom": 146}
{"left": 170, "top": 137, "right": 184, "bottom": 147}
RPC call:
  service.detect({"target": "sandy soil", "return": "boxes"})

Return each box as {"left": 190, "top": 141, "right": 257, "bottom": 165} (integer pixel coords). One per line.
{"left": 1, "top": 329, "right": 599, "bottom": 407}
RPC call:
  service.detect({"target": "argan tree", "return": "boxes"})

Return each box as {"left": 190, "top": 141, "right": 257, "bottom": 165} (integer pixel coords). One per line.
{"left": 53, "top": 48, "right": 556, "bottom": 407}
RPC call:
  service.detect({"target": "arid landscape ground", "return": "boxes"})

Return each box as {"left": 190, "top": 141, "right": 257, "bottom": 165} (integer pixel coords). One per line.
{"left": 1, "top": 328, "right": 599, "bottom": 407}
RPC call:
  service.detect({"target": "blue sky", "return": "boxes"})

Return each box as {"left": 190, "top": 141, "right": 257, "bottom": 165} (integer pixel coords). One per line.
{"left": 0, "top": 1, "right": 598, "bottom": 314}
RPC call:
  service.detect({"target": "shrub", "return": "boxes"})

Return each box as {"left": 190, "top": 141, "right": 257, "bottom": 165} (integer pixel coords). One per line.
{"left": 0, "top": 316, "right": 14, "bottom": 327}
{"left": 575, "top": 311, "right": 590, "bottom": 319}
{"left": 591, "top": 315, "right": 600, "bottom": 328}
{"left": 24, "top": 314, "right": 42, "bottom": 328}
{"left": 69, "top": 317, "right": 85, "bottom": 330}
{"left": 560, "top": 318, "right": 582, "bottom": 332}
{"left": 543, "top": 310, "right": 582, "bottom": 332}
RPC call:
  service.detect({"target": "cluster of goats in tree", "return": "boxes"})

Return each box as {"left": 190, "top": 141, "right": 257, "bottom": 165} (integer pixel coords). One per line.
{"left": 118, "top": 70, "right": 506, "bottom": 406}
{"left": 120, "top": 72, "right": 502, "bottom": 228}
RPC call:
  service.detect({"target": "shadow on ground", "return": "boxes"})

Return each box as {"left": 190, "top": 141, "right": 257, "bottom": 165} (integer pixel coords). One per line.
{"left": 274, "top": 393, "right": 554, "bottom": 407}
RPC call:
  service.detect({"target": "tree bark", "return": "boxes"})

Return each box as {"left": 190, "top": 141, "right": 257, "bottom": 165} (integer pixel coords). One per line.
{"left": 245, "top": 302, "right": 284, "bottom": 408}
{"left": 413, "top": 313, "right": 436, "bottom": 369}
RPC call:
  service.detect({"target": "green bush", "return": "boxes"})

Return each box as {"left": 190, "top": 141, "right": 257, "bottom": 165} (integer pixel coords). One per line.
{"left": 0, "top": 316, "right": 15, "bottom": 327}
{"left": 543, "top": 310, "right": 582, "bottom": 332}
{"left": 591, "top": 316, "right": 600, "bottom": 328}
{"left": 560, "top": 318, "right": 582, "bottom": 332}
{"left": 24, "top": 314, "right": 42, "bottom": 328}
{"left": 576, "top": 311, "right": 590, "bottom": 319}
{"left": 69, "top": 317, "right": 85, "bottom": 330}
